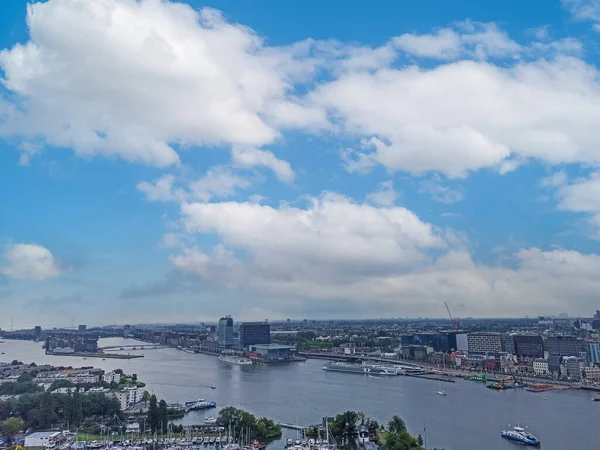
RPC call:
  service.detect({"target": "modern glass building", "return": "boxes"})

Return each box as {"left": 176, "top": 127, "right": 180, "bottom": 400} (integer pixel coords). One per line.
{"left": 239, "top": 322, "right": 270, "bottom": 349}
{"left": 218, "top": 316, "right": 234, "bottom": 349}
{"left": 586, "top": 341, "right": 600, "bottom": 365}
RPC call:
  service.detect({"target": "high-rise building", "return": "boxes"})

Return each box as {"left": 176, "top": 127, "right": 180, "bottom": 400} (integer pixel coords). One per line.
{"left": 218, "top": 316, "right": 234, "bottom": 349}
{"left": 34, "top": 326, "right": 42, "bottom": 339}
{"left": 548, "top": 336, "right": 583, "bottom": 357}
{"left": 239, "top": 322, "right": 270, "bottom": 349}
{"left": 78, "top": 325, "right": 87, "bottom": 332}
{"left": 513, "top": 334, "right": 544, "bottom": 359}
{"left": 467, "top": 333, "right": 502, "bottom": 354}
{"left": 586, "top": 341, "right": 600, "bottom": 365}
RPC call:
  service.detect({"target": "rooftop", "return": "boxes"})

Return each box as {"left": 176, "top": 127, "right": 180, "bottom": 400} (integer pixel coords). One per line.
{"left": 26, "top": 432, "right": 61, "bottom": 439}
{"left": 250, "top": 344, "right": 295, "bottom": 350}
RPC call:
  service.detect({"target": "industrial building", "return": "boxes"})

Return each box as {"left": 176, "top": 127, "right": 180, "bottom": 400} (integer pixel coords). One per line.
{"left": 247, "top": 344, "right": 296, "bottom": 362}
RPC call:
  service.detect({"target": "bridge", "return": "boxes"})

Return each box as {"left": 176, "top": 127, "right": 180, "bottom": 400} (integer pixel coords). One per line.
{"left": 99, "top": 344, "right": 166, "bottom": 351}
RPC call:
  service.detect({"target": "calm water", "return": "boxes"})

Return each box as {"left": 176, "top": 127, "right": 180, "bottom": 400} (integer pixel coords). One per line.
{"left": 1, "top": 338, "right": 599, "bottom": 450}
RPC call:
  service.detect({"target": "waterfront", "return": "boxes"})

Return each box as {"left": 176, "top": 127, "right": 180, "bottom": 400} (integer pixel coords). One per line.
{"left": 1, "top": 338, "right": 599, "bottom": 449}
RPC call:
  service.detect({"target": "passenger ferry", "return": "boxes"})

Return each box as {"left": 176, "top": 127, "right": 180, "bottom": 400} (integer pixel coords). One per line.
{"left": 501, "top": 426, "right": 540, "bottom": 446}
{"left": 219, "top": 354, "right": 253, "bottom": 365}
{"left": 322, "top": 362, "right": 399, "bottom": 375}
{"left": 185, "top": 400, "right": 217, "bottom": 411}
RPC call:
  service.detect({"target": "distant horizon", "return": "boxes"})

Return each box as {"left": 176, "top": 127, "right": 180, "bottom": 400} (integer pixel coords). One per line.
{"left": 0, "top": 314, "right": 593, "bottom": 332}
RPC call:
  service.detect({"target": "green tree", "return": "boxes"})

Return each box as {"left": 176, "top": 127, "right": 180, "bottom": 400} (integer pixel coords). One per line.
{"left": 158, "top": 399, "right": 168, "bottom": 433}
{"left": 1, "top": 417, "right": 24, "bottom": 444}
{"left": 387, "top": 416, "right": 407, "bottom": 434}
{"left": 147, "top": 394, "right": 160, "bottom": 433}
{"left": 142, "top": 390, "right": 151, "bottom": 407}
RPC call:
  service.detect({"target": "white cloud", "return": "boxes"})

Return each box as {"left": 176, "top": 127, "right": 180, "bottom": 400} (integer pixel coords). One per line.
{"left": 137, "top": 174, "right": 186, "bottom": 203}
{"left": 232, "top": 146, "right": 295, "bottom": 183}
{"left": 1, "top": 243, "right": 61, "bottom": 280}
{"left": 562, "top": 0, "right": 600, "bottom": 22}
{"left": 540, "top": 170, "right": 568, "bottom": 187}
{"left": 189, "top": 166, "right": 251, "bottom": 201}
{"left": 366, "top": 181, "right": 399, "bottom": 207}
{"left": 556, "top": 172, "right": 600, "bottom": 231}
{"left": 393, "top": 22, "right": 521, "bottom": 60}
{"left": 311, "top": 55, "right": 600, "bottom": 178}
{"left": 420, "top": 175, "right": 464, "bottom": 204}
{"left": 180, "top": 193, "right": 445, "bottom": 278}
{"left": 0, "top": 0, "right": 316, "bottom": 166}
{"left": 169, "top": 194, "right": 600, "bottom": 316}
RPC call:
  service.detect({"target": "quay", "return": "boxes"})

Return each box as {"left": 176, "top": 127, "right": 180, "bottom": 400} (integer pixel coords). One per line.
{"left": 47, "top": 351, "right": 144, "bottom": 359}
{"left": 99, "top": 344, "right": 166, "bottom": 351}
{"left": 407, "top": 374, "right": 455, "bottom": 383}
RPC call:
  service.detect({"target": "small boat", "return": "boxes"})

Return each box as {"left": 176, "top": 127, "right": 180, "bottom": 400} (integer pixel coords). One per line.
{"left": 308, "top": 439, "right": 315, "bottom": 447}
{"left": 437, "top": 390, "right": 447, "bottom": 396}
{"left": 211, "top": 385, "right": 217, "bottom": 389}
{"left": 215, "top": 437, "right": 221, "bottom": 444}
{"left": 286, "top": 439, "right": 293, "bottom": 447}
{"left": 204, "top": 417, "right": 218, "bottom": 424}
{"left": 592, "top": 397, "right": 600, "bottom": 401}
{"left": 294, "top": 440, "right": 301, "bottom": 446}
{"left": 501, "top": 426, "right": 540, "bottom": 446}
{"left": 436, "top": 380, "right": 447, "bottom": 396}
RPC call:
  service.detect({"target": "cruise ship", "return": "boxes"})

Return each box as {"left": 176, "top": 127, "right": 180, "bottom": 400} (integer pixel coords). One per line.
{"left": 501, "top": 427, "right": 540, "bottom": 446}
{"left": 322, "top": 362, "right": 399, "bottom": 375}
{"left": 219, "top": 354, "right": 253, "bottom": 365}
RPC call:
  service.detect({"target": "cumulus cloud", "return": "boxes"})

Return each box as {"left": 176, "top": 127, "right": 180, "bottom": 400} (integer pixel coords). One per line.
{"left": 310, "top": 55, "right": 600, "bottom": 178}
{"left": 231, "top": 146, "right": 295, "bottom": 183}
{"left": 1, "top": 243, "right": 62, "bottom": 280}
{"left": 393, "top": 21, "right": 521, "bottom": 60}
{"left": 555, "top": 172, "right": 600, "bottom": 232}
{"left": 168, "top": 194, "right": 600, "bottom": 316}
{"left": 0, "top": 0, "right": 317, "bottom": 166}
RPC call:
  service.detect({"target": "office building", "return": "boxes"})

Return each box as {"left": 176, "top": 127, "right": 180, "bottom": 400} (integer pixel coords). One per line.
{"left": 218, "top": 316, "right": 234, "bottom": 349}
{"left": 533, "top": 360, "right": 549, "bottom": 376}
{"left": 513, "top": 334, "right": 544, "bottom": 359}
{"left": 247, "top": 344, "right": 296, "bottom": 361}
{"left": 586, "top": 341, "right": 600, "bottom": 365}
{"left": 564, "top": 356, "right": 584, "bottom": 381}
{"left": 239, "top": 322, "right": 270, "bottom": 349}
{"left": 467, "top": 332, "right": 502, "bottom": 354}
{"left": 34, "top": 326, "right": 42, "bottom": 339}
{"left": 78, "top": 324, "right": 87, "bottom": 332}
{"left": 548, "top": 336, "right": 583, "bottom": 357}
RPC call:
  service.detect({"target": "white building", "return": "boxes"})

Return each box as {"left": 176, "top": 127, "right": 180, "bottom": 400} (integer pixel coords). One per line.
{"left": 533, "top": 360, "right": 549, "bottom": 377}
{"left": 25, "top": 432, "right": 61, "bottom": 448}
{"left": 112, "top": 391, "right": 129, "bottom": 411}
{"left": 103, "top": 371, "right": 122, "bottom": 384}
{"left": 456, "top": 333, "right": 469, "bottom": 352}
{"left": 584, "top": 366, "right": 600, "bottom": 381}
{"left": 124, "top": 386, "right": 141, "bottom": 405}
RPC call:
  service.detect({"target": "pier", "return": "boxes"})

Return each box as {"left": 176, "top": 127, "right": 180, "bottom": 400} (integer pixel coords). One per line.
{"left": 99, "top": 344, "right": 166, "bottom": 351}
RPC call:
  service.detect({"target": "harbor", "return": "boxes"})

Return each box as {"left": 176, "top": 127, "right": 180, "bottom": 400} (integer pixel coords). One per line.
{"left": 1, "top": 338, "right": 599, "bottom": 450}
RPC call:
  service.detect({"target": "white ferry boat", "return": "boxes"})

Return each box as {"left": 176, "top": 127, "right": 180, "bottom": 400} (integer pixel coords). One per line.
{"left": 219, "top": 354, "right": 253, "bottom": 365}
{"left": 501, "top": 426, "right": 540, "bottom": 446}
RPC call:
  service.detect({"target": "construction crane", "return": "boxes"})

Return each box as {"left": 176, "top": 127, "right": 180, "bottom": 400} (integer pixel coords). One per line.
{"left": 444, "top": 301, "right": 457, "bottom": 329}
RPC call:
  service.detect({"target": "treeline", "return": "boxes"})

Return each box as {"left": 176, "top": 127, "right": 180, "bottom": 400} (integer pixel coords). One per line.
{"left": 0, "top": 391, "right": 122, "bottom": 430}
{"left": 309, "top": 411, "right": 445, "bottom": 450}
{"left": 216, "top": 407, "right": 282, "bottom": 442}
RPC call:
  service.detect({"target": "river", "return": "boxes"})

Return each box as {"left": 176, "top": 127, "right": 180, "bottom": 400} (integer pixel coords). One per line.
{"left": 1, "top": 338, "right": 598, "bottom": 449}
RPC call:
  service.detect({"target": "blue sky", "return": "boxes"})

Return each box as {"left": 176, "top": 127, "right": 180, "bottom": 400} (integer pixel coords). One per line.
{"left": 2, "top": 0, "right": 600, "bottom": 328}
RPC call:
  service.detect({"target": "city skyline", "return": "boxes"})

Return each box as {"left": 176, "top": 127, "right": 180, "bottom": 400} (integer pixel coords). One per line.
{"left": 4, "top": 0, "right": 600, "bottom": 327}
